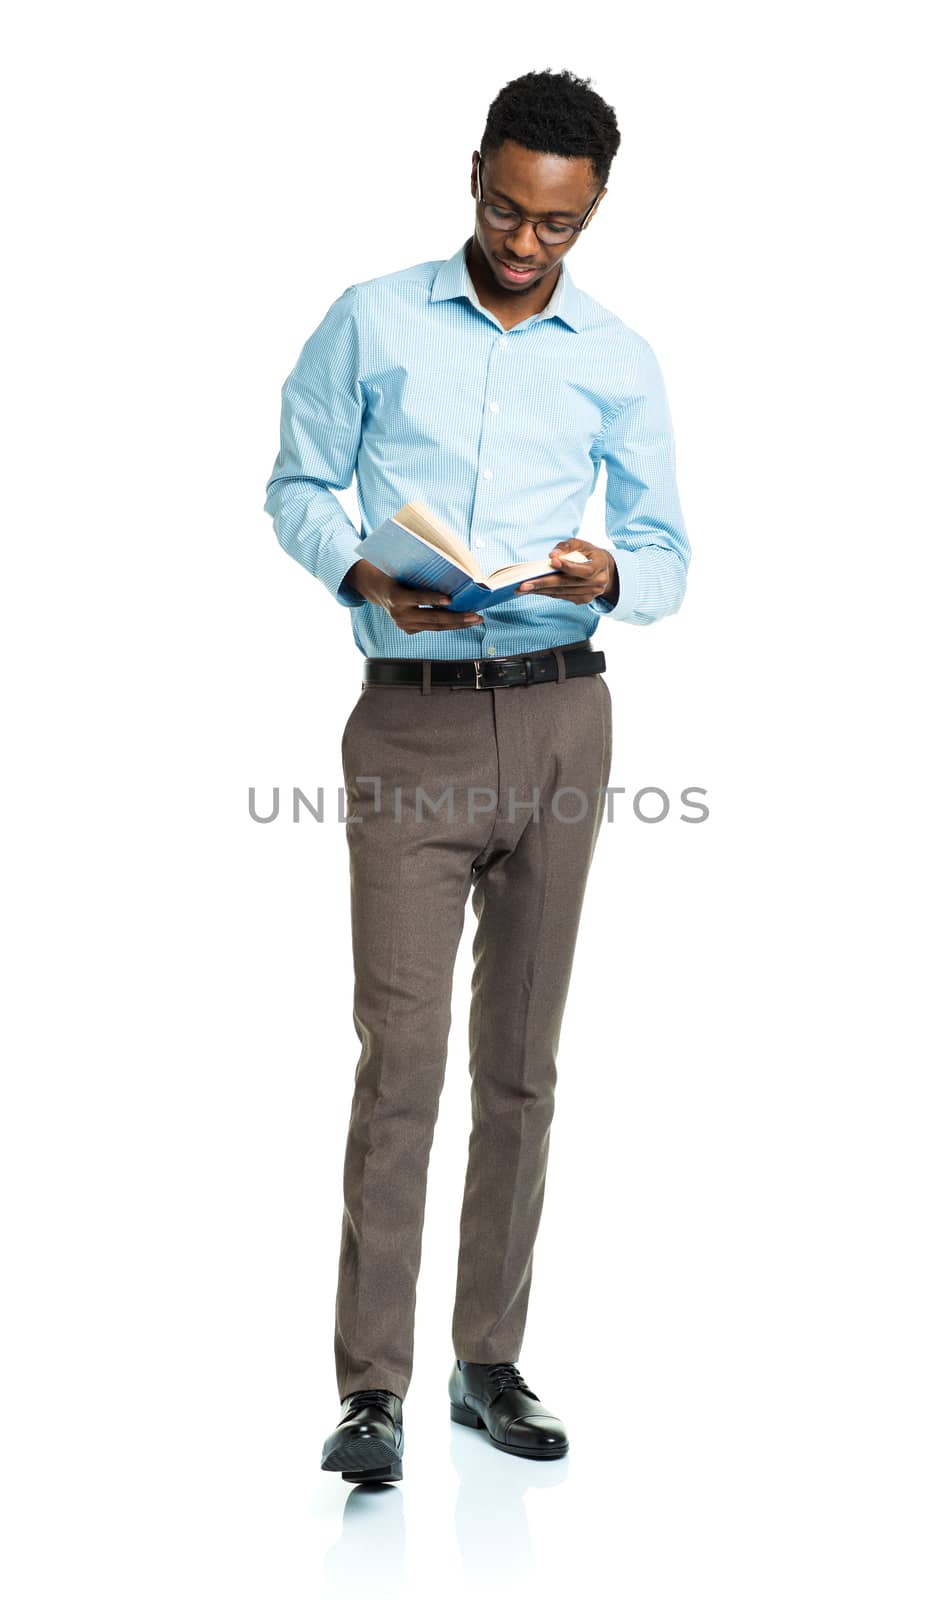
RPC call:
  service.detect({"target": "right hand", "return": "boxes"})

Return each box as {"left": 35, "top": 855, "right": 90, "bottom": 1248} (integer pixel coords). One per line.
{"left": 345, "top": 560, "right": 484, "bottom": 634}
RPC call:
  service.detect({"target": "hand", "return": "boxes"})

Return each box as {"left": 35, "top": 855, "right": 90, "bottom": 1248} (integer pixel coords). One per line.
{"left": 516, "top": 540, "right": 618, "bottom": 607}
{"left": 345, "top": 560, "right": 484, "bottom": 634}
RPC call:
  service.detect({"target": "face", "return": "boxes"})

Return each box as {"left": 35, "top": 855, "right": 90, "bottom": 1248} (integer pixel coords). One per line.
{"left": 470, "top": 139, "right": 605, "bottom": 297}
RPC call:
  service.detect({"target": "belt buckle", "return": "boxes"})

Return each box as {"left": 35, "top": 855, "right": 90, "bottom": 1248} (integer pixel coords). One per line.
{"left": 473, "top": 659, "right": 484, "bottom": 689}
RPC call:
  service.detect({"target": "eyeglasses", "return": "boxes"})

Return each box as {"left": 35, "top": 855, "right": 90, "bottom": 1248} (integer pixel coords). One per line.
{"left": 475, "top": 153, "right": 603, "bottom": 246}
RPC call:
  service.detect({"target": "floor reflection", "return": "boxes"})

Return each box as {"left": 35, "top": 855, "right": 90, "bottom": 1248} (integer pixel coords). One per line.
{"left": 449, "top": 1413, "right": 569, "bottom": 1579}
{"left": 321, "top": 1480, "right": 407, "bottom": 1589}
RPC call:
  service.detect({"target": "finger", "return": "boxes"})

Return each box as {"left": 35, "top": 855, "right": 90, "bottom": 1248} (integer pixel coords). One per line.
{"left": 552, "top": 540, "right": 593, "bottom": 557}
{"left": 519, "top": 574, "right": 587, "bottom": 592}
{"left": 404, "top": 617, "right": 484, "bottom": 632}
{"left": 411, "top": 603, "right": 483, "bottom": 622}
{"left": 402, "top": 611, "right": 483, "bottom": 629}
{"left": 550, "top": 555, "right": 594, "bottom": 570}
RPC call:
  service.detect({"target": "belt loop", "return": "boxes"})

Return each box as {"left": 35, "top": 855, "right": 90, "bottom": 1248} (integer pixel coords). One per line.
{"left": 554, "top": 647, "right": 567, "bottom": 683}
{"left": 421, "top": 659, "right": 432, "bottom": 696}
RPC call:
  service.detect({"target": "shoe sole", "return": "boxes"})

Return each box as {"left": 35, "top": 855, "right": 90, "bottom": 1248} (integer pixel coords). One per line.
{"left": 449, "top": 1400, "right": 568, "bottom": 1459}
{"left": 322, "top": 1435, "right": 403, "bottom": 1483}
{"left": 340, "top": 1463, "right": 402, "bottom": 1484}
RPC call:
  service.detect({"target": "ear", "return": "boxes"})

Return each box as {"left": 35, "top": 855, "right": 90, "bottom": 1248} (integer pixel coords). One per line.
{"left": 470, "top": 149, "right": 480, "bottom": 200}
{"left": 584, "top": 188, "right": 607, "bottom": 229}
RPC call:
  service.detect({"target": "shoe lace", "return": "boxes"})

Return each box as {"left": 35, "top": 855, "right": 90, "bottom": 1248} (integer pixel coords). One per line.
{"left": 344, "top": 1388, "right": 396, "bottom": 1413}
{"left": 486, "top": 1362, "right": 539, "bottom": 1403}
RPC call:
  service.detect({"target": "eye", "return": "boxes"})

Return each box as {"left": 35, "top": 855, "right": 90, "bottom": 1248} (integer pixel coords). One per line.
{"left": 485, "top": 204, "right": 519, "bottom": 225}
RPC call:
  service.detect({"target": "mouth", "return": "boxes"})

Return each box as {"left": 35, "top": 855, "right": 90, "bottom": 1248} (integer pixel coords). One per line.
{"left": 495, "top": 256, "right": 541, "bottom": 284}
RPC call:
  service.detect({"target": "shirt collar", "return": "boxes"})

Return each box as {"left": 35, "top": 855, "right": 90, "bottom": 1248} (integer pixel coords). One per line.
{"left": 430, "top": 237, "right": 584, "bottom": 332}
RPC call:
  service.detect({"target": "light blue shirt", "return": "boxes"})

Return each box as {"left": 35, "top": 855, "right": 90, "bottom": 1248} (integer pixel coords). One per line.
{"left": 263, "top": 237, "right": 690, "bottom": 660}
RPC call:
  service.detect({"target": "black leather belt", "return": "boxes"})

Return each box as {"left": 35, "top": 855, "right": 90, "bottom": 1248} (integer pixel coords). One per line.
{"left": 362, "top": 639, "right": 605, "bottom": 690}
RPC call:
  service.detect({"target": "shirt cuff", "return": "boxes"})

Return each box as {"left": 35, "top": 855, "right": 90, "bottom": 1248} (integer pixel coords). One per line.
{"left": 589, "top": 548, "right": 647, "bottom": 624}
{"left": 336, "top": 572, "right": 367, "bottom": 608}
{"left": 319, "top": 526, "right": 367, "bottom": 609}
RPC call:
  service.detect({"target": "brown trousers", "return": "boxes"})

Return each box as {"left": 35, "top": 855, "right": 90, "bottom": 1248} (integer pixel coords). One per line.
{"left": 335, "top": 652, "right": 612, "bottom": 1401}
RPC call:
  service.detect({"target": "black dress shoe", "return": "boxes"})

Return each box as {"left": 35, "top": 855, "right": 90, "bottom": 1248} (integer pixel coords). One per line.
{"left": 448, "top": 1360, "right": 569, "bottom": 1459}
{"left": 321, "top": 1389, "right": 404, "bottom": 1483}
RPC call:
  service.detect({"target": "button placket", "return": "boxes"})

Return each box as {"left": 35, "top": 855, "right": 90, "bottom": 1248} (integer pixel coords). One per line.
{"left": 468, "top": 330, "right": 514, "bottom": 653}
{"left": 469, "top": 328, "right": 510, "bottom": 547}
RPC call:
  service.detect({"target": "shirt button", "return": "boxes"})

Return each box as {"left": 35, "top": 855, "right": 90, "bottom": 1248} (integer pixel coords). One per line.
{"left": 482, "top": 468, "right": 493, "bottom": 480}
{"left": 474, "top": 538, "right": 485, "bottom": 548}
{"left": 489, "top": 401, "right": 499, "bottom": 413}
{"left": 487, "top": 646, "right": 496, "bottom": 655}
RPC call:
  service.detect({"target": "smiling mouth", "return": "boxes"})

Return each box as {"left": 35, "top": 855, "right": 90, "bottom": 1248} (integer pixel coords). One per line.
{"left": 496, "top": 257, "right": 540, "bottom": 278}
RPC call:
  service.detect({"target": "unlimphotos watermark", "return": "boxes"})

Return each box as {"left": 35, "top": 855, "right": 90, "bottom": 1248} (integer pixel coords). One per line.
{"left": 248, "top": 780, "right": 709, "bottom": 825}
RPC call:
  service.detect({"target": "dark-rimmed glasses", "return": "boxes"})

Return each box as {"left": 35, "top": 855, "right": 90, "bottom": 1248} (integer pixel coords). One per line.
{"left": 475, "top": 152, "right": 603, "bottom": 246}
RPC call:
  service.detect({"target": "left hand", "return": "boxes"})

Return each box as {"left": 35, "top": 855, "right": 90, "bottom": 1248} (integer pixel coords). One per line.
{"left": 517, "top": 540, "right": 618, "bottom": 606}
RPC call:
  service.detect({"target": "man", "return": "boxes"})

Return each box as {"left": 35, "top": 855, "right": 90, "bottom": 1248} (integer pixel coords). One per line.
{"left": 263, "top": 68, "right": 690, "bottom": 1485}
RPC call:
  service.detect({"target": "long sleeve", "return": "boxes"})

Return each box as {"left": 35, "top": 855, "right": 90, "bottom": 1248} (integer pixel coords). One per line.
{"left": 588, "top": 338, "right": 691, "bottom": 626}
{"left": 263, "top": 286, "right": 367, "bottom": 608}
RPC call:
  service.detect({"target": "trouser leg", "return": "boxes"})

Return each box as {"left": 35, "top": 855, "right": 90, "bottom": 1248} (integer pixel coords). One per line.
{"left": 452, "top": 673, "right": 612, "bottom": 1361}
{"left": 334, "top": 684, "right": 497, "bottom": 1402}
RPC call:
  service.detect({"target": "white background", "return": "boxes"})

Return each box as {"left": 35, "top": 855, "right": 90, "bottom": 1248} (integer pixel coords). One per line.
{"left": 3, "top": 2, "right": 947, "bottom": 1595}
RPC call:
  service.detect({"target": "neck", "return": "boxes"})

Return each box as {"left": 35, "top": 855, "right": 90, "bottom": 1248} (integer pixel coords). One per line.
{"left": 465, "top": 235, "right": 562, "bottom": 327}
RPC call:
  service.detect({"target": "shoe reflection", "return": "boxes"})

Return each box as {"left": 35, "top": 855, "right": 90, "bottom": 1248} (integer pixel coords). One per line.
{"left": 449, "top": 1411, "right": 569, "bottom": 1578}
{"left": 322, "top": 1480, "right": 406, "bottom": 1588}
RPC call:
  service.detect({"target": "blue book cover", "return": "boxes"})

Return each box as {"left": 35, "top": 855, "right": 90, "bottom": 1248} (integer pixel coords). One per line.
{"left": 355, "top": 502, "right": 580, "bottom": 612}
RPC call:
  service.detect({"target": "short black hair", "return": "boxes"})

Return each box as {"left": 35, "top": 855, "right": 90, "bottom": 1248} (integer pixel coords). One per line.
{"left": 480, "top": 69, "right": 621, "bottom": 191}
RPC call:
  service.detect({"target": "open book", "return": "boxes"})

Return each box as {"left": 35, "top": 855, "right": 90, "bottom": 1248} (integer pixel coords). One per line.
{"left": 355, "top": 501, "right": 587, "bottom": 612}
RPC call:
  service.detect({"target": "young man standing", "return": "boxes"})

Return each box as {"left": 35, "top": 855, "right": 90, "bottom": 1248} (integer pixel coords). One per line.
{"left": 263, "top": 68, "right": 690, "bottom": 1484}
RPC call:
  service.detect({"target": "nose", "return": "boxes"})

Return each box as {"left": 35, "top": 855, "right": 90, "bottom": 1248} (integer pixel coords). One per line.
{"left": 505, "top": 218, "right": 544, "bottom": 255}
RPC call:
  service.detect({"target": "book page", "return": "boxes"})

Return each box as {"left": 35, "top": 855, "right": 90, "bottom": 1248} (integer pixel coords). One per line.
{"left": 395, "top": 502, "right": 481, "bottom": 580}
{"left": 484, "top": 559, "right": 555, "bottom": 588}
